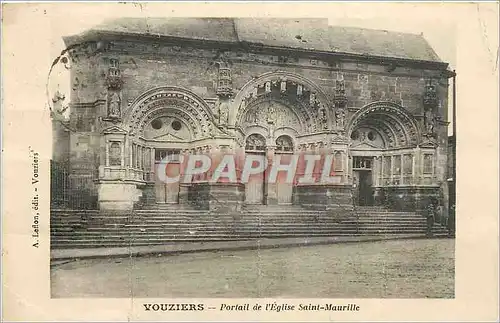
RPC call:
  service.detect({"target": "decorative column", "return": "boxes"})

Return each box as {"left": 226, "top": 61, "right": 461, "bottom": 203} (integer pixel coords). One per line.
{"left": 105, "top": 141, "right": 110, "bottom": 167}
{"left": 120, "top": 142, "right": 125, "bottom": 167}
{"left": 178, "top": 148, "right": 190, "bottom": 205}
{"left": 265, "top": 145, "right": 278, "bottom": 205}
{"left": 423, "top": 79, "right": 439, "bottom": 140}
{"left": 149, "top": 147, "right": 155, "bottom": 181}
{"left": 214, "top": 53, "right": 233, "bottom": 132}
{"left": 140, "top": 146, "right": 156, "bottom": 207}
{"left": 334, "top": 75, "right": 348, "bottom": 131}
{"left": 373, "top": 156, "right": 384, "bottom": 206}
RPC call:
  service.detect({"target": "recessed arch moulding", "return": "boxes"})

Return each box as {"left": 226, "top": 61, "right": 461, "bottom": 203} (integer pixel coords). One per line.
{"left": 230, "top": 71, "right": 334, "bottom": 137}
{"left": 346, "top": 101, "right": 422, "bottom": 150}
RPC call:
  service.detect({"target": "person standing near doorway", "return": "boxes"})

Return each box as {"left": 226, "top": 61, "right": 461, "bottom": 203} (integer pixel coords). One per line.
{"left": 426, "top": 198, "right": 437, "bottom": 237}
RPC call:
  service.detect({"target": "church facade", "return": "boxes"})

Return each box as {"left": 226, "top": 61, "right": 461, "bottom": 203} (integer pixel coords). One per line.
{"left": 53, "top": 18, "right": 453, "bottom": 214}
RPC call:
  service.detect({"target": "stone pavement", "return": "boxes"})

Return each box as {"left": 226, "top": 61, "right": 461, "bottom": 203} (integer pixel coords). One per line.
{"left": 50, "top": 234, "right": 444, "bottom": 261}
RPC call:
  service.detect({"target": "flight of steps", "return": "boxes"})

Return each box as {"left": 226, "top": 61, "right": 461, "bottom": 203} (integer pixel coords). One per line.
{"left": 50, "top": 205, "right": 449, "bottom": 249}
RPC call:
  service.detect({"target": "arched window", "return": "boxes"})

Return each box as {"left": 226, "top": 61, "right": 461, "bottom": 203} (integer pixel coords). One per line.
{"left": 109, "top": 142, "right": 121, "bottom": 166}
{"left": 275, "top": 135, "right": 293, "bottom": 152}
{"left": 245, "top": 134, "right": 266, "bottom": 151}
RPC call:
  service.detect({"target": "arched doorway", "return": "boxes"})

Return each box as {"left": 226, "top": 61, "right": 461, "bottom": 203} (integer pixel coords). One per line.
{"left": 145, "top": 115, "right": 193, "bottom": 204}
{"left": 347, "top": 102, "right": 422, "bottom": 208}
{"left": 350, "top": 127, "right": 385, "bottom": 206}
{"left": 275, "top": 135, "right": 294, "bottom": 204}
{"left": 244, "top": 133, "right": 266, "bottom": 205}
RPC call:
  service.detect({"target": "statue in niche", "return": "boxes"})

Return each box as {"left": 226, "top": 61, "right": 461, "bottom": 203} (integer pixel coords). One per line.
{"left": 424, "top": 109, "right": 436, "bottom": 135}
{"left": 309, "top": 92, "right": 317, "bottom": 106}
{"left": 267, "top": 104, "right": 276, "bottom": 123}
{"left": 252, "top": 86, "right": 258, "bottom": 98}
{"left": 297, "top": 84, "right": 303, "bottom": 96}
{"left": 317, "top": 105, "right": 328, "bottom": 130}
{"left": 109, "top": 142, "right": 121, "bottom": 166}
{"left": 335, "top": 108, "right": 346, "bottom": 128}
{"left": 245, "top": 108, "right": 258, "bottom": 124}
{"left": 265, "top": 82, "right": 271, "bottom": 93}
{"left": 280, "top": 81, "right": 287, "bottom": 93}
{"left": 268, "top": 122, "right": 275, "bottom": 139}
{"left": 217, "top": 100, "right": 230, "bottom": 127}
{"left": 107, "top": 91, "right": 121, "bottom": 118}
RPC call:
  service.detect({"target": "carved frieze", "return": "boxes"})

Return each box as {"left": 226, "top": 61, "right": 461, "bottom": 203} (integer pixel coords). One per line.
{"left": 240, "top": 98, "right": 303, "bottom": 133}
{"left": 105, "top": 58, "right": 123, "bottom": 91}
{"left": 215, "top": 53, "right": 233, "bottom": 98}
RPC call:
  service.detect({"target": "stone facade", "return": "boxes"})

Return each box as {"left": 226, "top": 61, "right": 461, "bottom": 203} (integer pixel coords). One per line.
{"left": 54, "top": 18, "right": 453, "bottom": 213}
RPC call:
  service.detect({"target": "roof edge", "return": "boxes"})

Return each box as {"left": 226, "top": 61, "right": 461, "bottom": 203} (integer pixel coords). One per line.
{"left": 63, "top": 29, "right": 450, "bottom": 71}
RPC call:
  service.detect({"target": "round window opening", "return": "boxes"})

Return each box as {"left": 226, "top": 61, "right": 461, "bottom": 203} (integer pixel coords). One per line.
{"left": 367, "top": 131, "right": 376, "bottom": 141}
{"left": 350, "top": 131, "right": 359, "bottom": 140}
{"left": 151, "top": 119, "right": 163, "bottom": 130}
{"left": 171, "top": 120, "right": 182, "bottom": 131}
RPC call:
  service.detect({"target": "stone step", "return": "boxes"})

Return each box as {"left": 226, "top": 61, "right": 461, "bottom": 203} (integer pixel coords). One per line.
{"left": 51, "top": 230, "right": 443, "bottom": 248}
{"left": 51, "top": 217, "right": 430, "bottom": 226}
{"left": 76, "top": 213, "right": 425, "bottom": 219}
{"left": 51, "top": 225, "right": 440, "bottom": 235}
{"left": 51, "top": 232, "right": 361, "bottom": 242}
{"left": 72, "top": 220, "right": 427, "bottom": 227}
{"left": 50, "top": 207, "right": 449, "bottom": 249}
{"left": 51, "top": 232, "right": 448, "bottom": 249}
{"left": 51, "top": 222, "right": 430, "bottom": 231}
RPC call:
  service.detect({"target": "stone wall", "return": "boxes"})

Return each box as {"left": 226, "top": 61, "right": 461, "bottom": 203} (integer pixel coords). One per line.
{"left": 69, "top": 43, "right": 450, "bottom": 121}
{"left": 61, "top": 37, "right": 451, "bottom": 210}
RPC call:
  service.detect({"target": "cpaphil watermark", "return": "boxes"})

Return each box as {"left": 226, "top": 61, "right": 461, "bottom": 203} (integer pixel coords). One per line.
{"left": 156, "top": 152, "right": 340, "bottom": 184}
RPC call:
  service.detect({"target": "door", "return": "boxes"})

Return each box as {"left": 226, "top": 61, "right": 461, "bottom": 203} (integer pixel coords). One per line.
{"left": 358, "top": 170, "right": 373, "bottom": 206}
{"left": 165, "top": 162, "right": 180, "bottom": 203}
{"left": 154, "top": 149, "right": 180, "bottom": 204}
{"left": 244, "top": 153, "right": 265, "bottom": 205}
{"left": 276, "top": 153, "right": 293, "bottom": 204}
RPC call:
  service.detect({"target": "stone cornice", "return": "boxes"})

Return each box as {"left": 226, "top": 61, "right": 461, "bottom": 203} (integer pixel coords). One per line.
{"left": 65, "top": 30, "right": 450, "bottom": 73}
{"left": 69, "top": 99, "right": 106, "bottom": 109}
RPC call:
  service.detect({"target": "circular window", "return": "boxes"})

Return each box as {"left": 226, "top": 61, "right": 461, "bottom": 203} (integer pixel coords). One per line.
{"left": 171, "top": 120, "right": 182, "bottom": 131}
{"left": 350, "top": 131, "right": 359, "bottom": 140}
{"left": 151, "top": 119, "right": 163, "bottom": 130}
{"left": 367, "top": 131, "right": 376, "bottom": 141}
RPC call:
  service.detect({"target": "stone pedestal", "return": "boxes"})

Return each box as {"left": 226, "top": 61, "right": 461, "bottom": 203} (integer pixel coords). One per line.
{"left": 294, "top": 184, "right": 353, "bottom": 211}
{"left": 178, "top": 183, "right": 190, "bottom": 204}
{"left": 138, "top": 183, "right": 156, "bottom": 206}
{"left": 373, "top": 186, "right": 439, "bottom": 211}
{"left": 265, "top": 182, "right": 278, "bottom": 205}
{"left": 189, "top": 182, "right": 245, "bottom": 212}
{"left": 97, "top": 181, "right": 143, "bottom": 211}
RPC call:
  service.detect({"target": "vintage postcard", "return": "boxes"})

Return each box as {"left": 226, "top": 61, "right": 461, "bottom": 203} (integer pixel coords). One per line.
{"left": 2, "top": 2, "right": 499, "bottom": 322}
